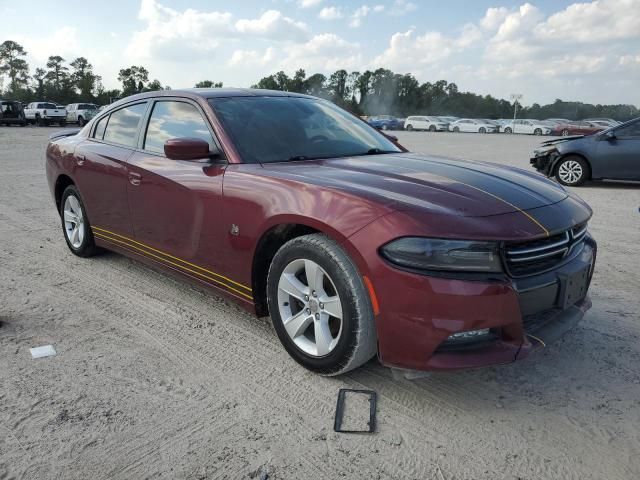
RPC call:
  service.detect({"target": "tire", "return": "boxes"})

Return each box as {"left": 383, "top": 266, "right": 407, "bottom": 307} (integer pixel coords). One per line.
{"left": 504, "top": 127, "right": 512, "bottom": 134}
{"left": 479, "top": 127, "right": 486, "bottom": 134}
{"left": 562, "top": 129, "right": 570, "bottom": 136}
{"left": 453, "top": 126, "right": 460, "bottom": 133}
{"left": 406, "top": 124, "right": 413, "bottom": 131}
{"left": 381, "top": 124, "right": 389, "bottom": 131}
{"left": 429, "top": 125, "right": 436, "bottom": 132}
{"left": 78, "top": 116, "right": 85, "bottom": 127}
{"left": 60, "top": 185, "right": 100, "bottom": 257}
{"left": 534, "top": 128, "right": 542, "bottom": 135}
{"left": 555, "top": 156, "right": 590, "bottom": 186}
{"left": 35, "top": 115, "right": 42, "bottom": 127}
{"left": 267, "top": 234, "right": 377, "bottom": 376}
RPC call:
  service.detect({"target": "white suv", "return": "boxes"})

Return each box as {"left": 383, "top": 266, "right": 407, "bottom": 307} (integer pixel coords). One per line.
{"left": 404, "top": 116, "right": 449, "bottom": 132}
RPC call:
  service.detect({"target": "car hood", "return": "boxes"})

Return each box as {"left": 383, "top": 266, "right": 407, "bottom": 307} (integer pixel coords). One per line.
{"left": 260, "top": 152, "right": 568, "bottom": 217}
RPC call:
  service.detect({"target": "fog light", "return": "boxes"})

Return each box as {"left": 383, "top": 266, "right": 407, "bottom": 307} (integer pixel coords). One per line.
{"left": 447, "top": 328, "right": 490, "bottom": 341}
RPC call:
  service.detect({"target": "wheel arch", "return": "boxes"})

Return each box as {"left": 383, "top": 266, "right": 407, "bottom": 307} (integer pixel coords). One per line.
{"left": 54, "top": 174, "right": 75, "bottom": 213}
{"left": 251, "top": 223, "right": 322, "bottom": 317}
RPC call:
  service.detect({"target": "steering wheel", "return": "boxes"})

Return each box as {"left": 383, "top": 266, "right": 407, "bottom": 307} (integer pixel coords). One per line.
{"left": 309, "top": 135, "right": 329, "bottom": 143}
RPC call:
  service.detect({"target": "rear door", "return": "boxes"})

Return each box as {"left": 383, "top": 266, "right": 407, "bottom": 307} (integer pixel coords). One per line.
{"left": 595, "top": 120, "right": 640, "bottom": 180}
{"left": 125, "top": 98, "right": 229, "bottom": 291}
{"left": 73, "top": 102, "right": 148, "bottom": 238}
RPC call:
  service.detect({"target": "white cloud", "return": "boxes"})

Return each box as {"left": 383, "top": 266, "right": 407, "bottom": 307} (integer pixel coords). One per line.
{"left": 228, "top": 48, "right": 276, "bottom": 67}
{"left": 318, "top": 6, "right": 343, "bottom": 20}
{"left": 373, "top": 28, "right": 453, "bottom": 69}
{"left": 280, "top": 34, "right": 363, "bottom": 71}
{"left": 534, "top": 0, "right": 640, "bottom": 42}
{"left": 389, "top": 0, "right": 417, "bottom": 16}
{"left": 235, "top": 10, "right": 309, "bottom": 41}
{"left": 299, "top": 0, "right": 322, "bottom": 7}
{"left": 15, "top": 26, "right": 80, "bottom": 63}
{"left": 480, "top": 7, "right": 509, "bottom": 30}
{"left": 349, "top": 6, "right": 370, "bottom": 28}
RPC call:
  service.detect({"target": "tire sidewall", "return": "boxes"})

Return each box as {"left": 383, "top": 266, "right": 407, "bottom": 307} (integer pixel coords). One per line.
{"left": 60, "top": 185, "right": 98, "bottom": 257}
{"left": 267, "top": 236, "right": 373, "bottom": 374}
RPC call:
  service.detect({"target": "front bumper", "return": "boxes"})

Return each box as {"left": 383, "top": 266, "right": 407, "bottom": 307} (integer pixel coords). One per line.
{"left": 348, "top": 227, "right": 596, "bottom": 371}
{"left": 530, "top": 151, "right": 559, "bottom": 176}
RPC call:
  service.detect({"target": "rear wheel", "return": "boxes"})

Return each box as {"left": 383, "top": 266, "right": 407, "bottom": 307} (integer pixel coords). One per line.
{"left": 504, "top": 127, "right": 512, "bottom": 134}
{"left": 453, "top": 126, "right": 460, "bottom": 133}
{"left": 534, "top": 128, "right": 542, "bottom": 135}
{"left": 562, "top": 129, "right": 570, "bottom": 136}
{"left": 479, "top": 127, "right": 486, "bottom": 134}
{"left": 60, "top": 185, "right": 99, "bottom": 257}
{"left": 429, "top": 125, "right": 436, "bottom": 132}
{"left": 35, "top": 115, "right": 42, "bottom": 127}
{"left": 78, "top": 116, "right": 85, "bottom": 126}
{"left": 267, "top": 234, "right": 377, "bottom": 375}
{"left": 555, "top": 156, "right": 589, "bottom": 186}
{"left": 381, "top": 124, "right": 389, "bottom": 130}
{"left": 406, "top": 124, "right": 413, "bottom": 131}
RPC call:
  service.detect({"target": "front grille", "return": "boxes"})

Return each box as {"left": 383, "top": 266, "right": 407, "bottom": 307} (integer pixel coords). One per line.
{"left": 504, "top": 223, "right": 588, "bottom": 277}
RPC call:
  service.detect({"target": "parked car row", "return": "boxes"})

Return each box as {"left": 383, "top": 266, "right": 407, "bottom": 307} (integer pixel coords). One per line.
{"left": 0, "top": 100, "right": 101, "bottom": 127}
{"left": 364, "top": 114, "right": 623, "bottom": 137}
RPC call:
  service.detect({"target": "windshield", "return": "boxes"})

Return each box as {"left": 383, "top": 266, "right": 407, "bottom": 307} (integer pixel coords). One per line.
{"left": 209, "top": 96, "right": 401, "bottom": 164}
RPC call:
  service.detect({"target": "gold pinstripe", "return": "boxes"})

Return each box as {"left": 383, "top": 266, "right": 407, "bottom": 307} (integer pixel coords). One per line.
{"left": 92, "top": 229, "right": 253, "bottom": 300}
{"left": 92, "top": 226, "right": 252, "bottom": 292}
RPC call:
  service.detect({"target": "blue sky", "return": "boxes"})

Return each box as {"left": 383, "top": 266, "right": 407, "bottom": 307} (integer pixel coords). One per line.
{"left": 2, "top": 0, "right": 639, "bottom": 105}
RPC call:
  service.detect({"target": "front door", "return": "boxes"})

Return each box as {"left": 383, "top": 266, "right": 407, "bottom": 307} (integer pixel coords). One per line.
{"left": 125, "top": 99, "right": 233, "bottom": 295}
{"left": 595, "top": 120, "right": 640, "bottom": 180}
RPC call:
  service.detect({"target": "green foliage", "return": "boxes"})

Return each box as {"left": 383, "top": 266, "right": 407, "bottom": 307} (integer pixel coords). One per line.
{"left": 0, "top": 40, "right": 29, "bottom": 94}
{"left": 195, "top": 80, "right": 223, "bottom": 88}
{"left": 118, "top": 65, "right": 150, "bottom": 96}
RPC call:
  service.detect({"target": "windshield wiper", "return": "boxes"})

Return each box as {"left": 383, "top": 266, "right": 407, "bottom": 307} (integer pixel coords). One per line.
{"left": 365, "top": 148, "right": 398, "bottom": 155}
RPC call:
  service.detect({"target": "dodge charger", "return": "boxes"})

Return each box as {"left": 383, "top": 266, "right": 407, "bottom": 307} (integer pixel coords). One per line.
{"left": 46, "top": 89, "right": 597, "bottom": 375}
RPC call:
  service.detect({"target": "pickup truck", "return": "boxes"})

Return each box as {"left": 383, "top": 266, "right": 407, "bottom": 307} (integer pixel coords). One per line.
{"left": 66, "top": 103, "right": 98, "bottom": 126}
{"left": 24, "top": 102, "right": 67, "bottom": 126}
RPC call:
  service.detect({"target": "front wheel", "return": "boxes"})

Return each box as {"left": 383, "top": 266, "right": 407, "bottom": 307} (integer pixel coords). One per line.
{"left": 453, "top": 126, "right": 460, "bottom": 132}
{"left": 406, "top": 124, "right": 413, "bottom": 131}
{"left": 555, "top": 156, "right": 589, "bottom": 186}
{"left": 534, "top": 128, "right": 542, "bottom": 135}
{"left": 267, "top": 234, "right": 377, "bottom": 376}
{"left": 504, "top": 127, "right": 512, "bottom": 134}
{"left": 562, "top": 129, "right": 570, "bottom": 136}
{"left": 479, "top": 127, "right": 486, "bottom": 134}
{"left": 429, "top": 125, "right": 436, "bottom": 132}
{"left": 60, "top": 185, "right": 100, "bottom": 257}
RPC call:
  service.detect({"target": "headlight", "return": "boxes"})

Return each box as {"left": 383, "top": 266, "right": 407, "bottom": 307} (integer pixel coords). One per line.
{"left": 380, "top": 238, "right": 503, "bottom": 272}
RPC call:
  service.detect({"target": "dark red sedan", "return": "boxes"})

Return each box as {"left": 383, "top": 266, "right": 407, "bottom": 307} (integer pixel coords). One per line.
{"left": 551, "top": 121, "right": 605, "bottom": 137}
{"left": 46, "top": 89, "right": 596, "bottom": 375}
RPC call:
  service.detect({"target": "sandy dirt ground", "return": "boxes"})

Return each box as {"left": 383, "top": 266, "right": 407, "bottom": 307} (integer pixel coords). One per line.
{"left": 1, "top": 127, "right": 639, "bottom": 480}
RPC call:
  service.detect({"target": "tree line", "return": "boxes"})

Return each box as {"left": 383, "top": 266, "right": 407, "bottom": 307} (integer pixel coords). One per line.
{"left": 1, "top": 39, "right": 638, "bottom": 121}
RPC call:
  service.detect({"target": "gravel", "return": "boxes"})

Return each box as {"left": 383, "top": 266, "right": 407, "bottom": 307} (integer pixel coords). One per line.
{"left": 1, "top": 126, "right": 639, "bottom": 479}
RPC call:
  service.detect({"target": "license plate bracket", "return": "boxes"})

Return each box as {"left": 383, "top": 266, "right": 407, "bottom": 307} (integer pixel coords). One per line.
{"left": 558, "top": 265, "right": 590, "bottom": 309}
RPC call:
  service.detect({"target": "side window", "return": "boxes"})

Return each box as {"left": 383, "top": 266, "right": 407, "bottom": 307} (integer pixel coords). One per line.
{"left": 615, "top": 121, "right": 640, "bottom": 139}
{"left": 93, "top": 115, "right": 108, "bottom": 140}
{"left": 103, "top": 103, "right": 147, "bottom": 147}
{"left": 143, "top": 101, "right": 214, "bottom": 155}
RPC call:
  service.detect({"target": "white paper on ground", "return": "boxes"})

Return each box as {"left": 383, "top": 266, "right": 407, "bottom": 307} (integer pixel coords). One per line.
{"left": 30, "top": 345, "right": 57, "bottom": 359}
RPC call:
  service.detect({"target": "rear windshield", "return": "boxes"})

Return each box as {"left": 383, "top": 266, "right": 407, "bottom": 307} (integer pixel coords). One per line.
{"left": 39, "top": 103, "right": 58, "bottom": 109}
{"left": 209, "top": 96, "right": 401, "bottom": 164}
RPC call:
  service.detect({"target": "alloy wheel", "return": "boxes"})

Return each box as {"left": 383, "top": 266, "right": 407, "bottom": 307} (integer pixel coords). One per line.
{"left": 63, "top": 195, "right": 85, "bottom": 248}
{"left": 558, "top": 160, "right": 583, "bottom": 185}
{"left": 277, "top": 258, "right": 343, "bottom": 357}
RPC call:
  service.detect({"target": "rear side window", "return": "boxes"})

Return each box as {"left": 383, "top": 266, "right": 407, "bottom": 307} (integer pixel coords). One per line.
{"left": 93, "top": 115, "right": 108, "bottom": 140}
{"left": 143, "top": 101, "right": 213, "bottom": 154}
{"left": 102, "top": 103, "right": 147, "bottom": 147}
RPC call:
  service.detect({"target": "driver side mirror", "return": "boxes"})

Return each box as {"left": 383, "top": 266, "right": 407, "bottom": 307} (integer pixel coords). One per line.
{"left": 164, "top": 137, "right": 220, "bottom": 161}
{"left": 604, "top": 130, "right": 616, "bottom": 141}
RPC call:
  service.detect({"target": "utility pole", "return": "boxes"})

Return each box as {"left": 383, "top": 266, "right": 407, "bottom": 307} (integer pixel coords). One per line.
{"left": 510, "top": 94, "right": 523, "bottom": 129}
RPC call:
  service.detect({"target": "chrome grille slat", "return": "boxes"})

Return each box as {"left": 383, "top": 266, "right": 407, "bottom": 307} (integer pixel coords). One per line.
{"left": 504, "top": 223, "right": 588, "bottom": 277}
{"left": 507, "top": 232, "right": 570, "bottom": 256}
{"left": 509, "top": 247, "right": 568, "bottom": 263}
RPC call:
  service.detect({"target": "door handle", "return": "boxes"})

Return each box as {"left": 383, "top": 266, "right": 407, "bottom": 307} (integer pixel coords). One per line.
{"left": 128, "top": 172, "right": 142, "bottom": 186}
